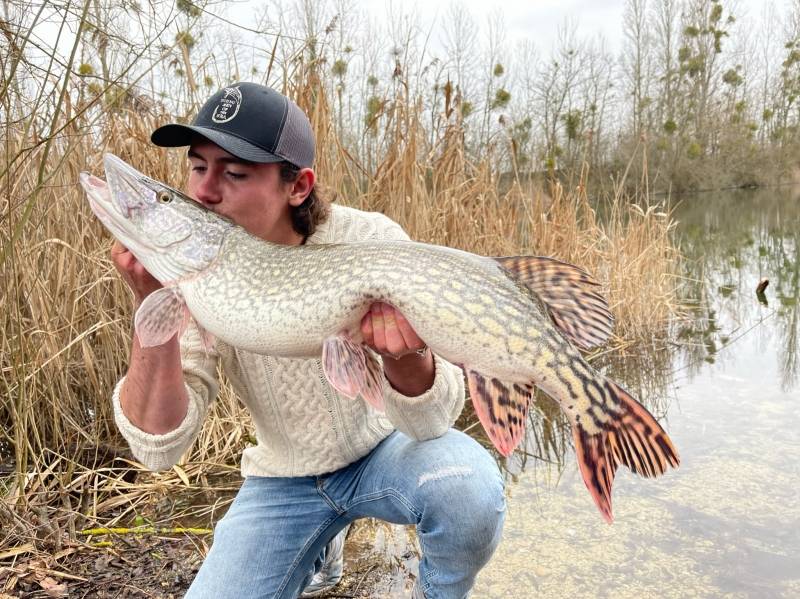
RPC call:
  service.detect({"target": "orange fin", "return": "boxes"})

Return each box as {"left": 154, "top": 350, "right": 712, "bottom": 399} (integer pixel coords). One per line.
{"left": 572, "top": 378, "right": 680, "bottom": 523}
{"left": 466, "top": 370, "right": 532, "bottom": 456}
{"left": 494, "top": 255, "right": 614, "bottom": 350}
{"left": 322, "top": 333, "right": 385, "bottom": 410}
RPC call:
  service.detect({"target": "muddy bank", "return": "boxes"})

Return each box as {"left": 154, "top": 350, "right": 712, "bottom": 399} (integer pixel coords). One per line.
{"left": 0, "top": 518, "right": 418, "bottom": 598}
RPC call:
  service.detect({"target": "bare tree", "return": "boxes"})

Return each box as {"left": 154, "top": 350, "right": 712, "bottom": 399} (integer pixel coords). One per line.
{"left": 651, "top": 0, "right": 680, "bottom": 132}
{"left": 441, "top": 1, "right": 478, "bottom": 101}
{"left": 532, "top": 21, "right": 584, "bottom": 175}
{"left": 580, "top": 36, "right": 616, "bottom": 172}
{"left": 623, "top": 0, "right": 652, "bottom": 136}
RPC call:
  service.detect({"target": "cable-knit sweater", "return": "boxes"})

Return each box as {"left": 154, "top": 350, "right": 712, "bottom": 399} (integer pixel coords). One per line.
{"left": 112, "top": 204, "right": 467, "bottom": 476}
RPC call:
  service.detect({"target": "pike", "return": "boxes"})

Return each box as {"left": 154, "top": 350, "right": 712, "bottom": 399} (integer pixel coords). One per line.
{"left": 80, "top": 153, "right": 679, "bottom": 523}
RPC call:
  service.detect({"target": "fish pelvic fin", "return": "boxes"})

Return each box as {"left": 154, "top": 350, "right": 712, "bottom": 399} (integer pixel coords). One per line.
{"left": 361, "top": 348, "right": 385, "bottom": 411}
{"left": 493, "top": 255, "right": 614, "bottom": 350}
{"left": 466, "top": 370, "right": 532, "bottom": 456}
{"left": 322, "top": 333, "right": 385, "bottom": 411}
{"left": 573, "top": 378, "right": 680, "bottom": 524}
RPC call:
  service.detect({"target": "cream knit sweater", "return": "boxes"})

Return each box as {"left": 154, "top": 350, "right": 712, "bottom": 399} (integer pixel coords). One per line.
{"left": 112, "top": 204, "right": 466, "bottom": 476}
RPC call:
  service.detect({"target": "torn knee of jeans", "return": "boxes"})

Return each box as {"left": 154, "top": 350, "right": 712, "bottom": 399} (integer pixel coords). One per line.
{"left": 417, "top": 465, "right": 473, "bottom": 487}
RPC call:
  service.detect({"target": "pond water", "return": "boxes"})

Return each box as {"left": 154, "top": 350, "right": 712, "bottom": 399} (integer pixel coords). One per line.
{"left": 471, "top": 187, "right": 800, "bottom": 598}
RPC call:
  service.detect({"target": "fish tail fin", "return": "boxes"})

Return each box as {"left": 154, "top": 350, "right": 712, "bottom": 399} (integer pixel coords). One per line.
{"left": 572, "top": 379, "right": 680, "bottom": 524}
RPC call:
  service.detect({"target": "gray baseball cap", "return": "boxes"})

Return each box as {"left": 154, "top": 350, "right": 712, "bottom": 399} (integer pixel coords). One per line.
{"left": 151, "top": 82, "right": 315, "bottom": 168}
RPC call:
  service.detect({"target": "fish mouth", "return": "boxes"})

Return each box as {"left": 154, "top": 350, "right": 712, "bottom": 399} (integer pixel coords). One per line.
{"left": 78, "top": 167, "right": 157, "bottom": 254}
{"left": 103, "top": 153, "right": 157, "bottom": 217}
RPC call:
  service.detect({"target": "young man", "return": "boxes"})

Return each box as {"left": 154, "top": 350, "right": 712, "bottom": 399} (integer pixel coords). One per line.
{"left": 110, "top": 82, "right": 505, "bottom": 599}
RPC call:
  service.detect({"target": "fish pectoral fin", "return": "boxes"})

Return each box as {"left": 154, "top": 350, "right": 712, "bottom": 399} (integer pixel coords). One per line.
{"left": 134, "top": 286, "right": 190, "bottom": 347}
{"left": 466, "top": 370, "right": 532, "bottom": 457}
{"left": 493, "top": 255, "right": 614, "bottom": 350}
{"left": 322, "top": 333, "right": 369, "bottom": 400}
{"left": 572, "top": 378, "right": 680, "bottom": 524}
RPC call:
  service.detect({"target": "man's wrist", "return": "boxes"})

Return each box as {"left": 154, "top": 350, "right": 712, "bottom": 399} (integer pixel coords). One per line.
{"left": 382, "top": 349, "right": 436, "bottom": 396}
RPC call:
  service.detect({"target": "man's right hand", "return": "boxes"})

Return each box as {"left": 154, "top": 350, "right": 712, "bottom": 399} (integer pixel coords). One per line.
{"left": 111, "top": 240, "right": 190, "bottom": 435}
{"left": 111, "top": 241, "right": 162, "bottom": 304}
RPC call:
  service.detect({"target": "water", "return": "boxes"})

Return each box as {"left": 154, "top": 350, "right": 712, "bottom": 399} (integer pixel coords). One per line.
{"left": 472, "top": 187, "right": 800, "bottom": 598}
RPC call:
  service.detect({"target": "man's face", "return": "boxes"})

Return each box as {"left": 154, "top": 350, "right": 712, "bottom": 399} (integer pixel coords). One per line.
{"left": 186, "top": 139, "right": 305, "bottom": 244}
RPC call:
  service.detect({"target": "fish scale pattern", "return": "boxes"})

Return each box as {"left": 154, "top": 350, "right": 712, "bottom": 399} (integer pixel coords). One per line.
{"left": 111, "top": 204, "right": 466, "bottom": 476}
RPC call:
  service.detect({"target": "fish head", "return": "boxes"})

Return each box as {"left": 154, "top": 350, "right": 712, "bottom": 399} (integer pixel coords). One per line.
{"left": 80, "top": 153, "right": 234, "bottom": 283}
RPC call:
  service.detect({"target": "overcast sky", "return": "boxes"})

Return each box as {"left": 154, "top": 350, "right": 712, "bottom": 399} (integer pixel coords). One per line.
{"left": 349, "top": 0, "right": 772, "bottom": 56}
{"left": 358, "top": 0, "right": 632, "bottom": 52}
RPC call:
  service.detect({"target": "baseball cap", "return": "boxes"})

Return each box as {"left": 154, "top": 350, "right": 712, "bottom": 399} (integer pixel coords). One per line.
{"left": 151, "top": 82, "right": 315, "bottom": 168}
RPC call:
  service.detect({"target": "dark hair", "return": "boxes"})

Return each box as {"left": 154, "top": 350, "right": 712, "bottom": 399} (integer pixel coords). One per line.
{"left": 278, "top": 161, "right": 330, "bottom": 238}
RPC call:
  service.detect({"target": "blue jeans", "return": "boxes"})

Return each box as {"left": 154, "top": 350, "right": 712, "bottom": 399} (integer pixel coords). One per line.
{"left": 185, "top": 429, "right": 505, "bottom": 599}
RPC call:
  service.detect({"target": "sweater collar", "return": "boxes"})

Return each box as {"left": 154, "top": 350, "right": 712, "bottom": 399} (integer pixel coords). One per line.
{"left": 304, "top": 204, "right": 339, "bottom": 245}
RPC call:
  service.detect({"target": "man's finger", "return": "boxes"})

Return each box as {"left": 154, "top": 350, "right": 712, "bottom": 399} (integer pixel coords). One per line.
{"left": 380, "top": 303, "right": 406, "bottom": 355}
{"left": 360, "top": 311, "right": 374, "bottom": 347}
{"left": 370, "top": 304, "right": 386, "bottom": 351}
{"left": 110, "top": 240, "right": 129, "bottom": 257}
{"left": 393, "top": 309, "right": 425, "bottom": 350}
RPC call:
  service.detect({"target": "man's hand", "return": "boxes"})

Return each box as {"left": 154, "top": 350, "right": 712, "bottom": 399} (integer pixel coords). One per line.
{"left": 111, "top": 240, "right": 189, "bottom": 434}
{"left": 361, "top": 302, "right": 435, "bottom": 397}
{"left": 360, "top": 302, "right": 427, "bottom": 358}
{"left": 111, "top": 240, "right": 162, "bottom": 304}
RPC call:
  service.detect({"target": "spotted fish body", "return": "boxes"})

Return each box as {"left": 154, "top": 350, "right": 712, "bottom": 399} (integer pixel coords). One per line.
{"left": 80, "top": 153, "right": 679, "bottom": 523}
{"left": 183, "top": 233, "right": 565, "bottom": 367}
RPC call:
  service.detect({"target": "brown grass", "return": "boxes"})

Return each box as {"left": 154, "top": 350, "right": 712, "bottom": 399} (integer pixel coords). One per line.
{"left": 0, "top": 38, "right": 679, "bottom": 579}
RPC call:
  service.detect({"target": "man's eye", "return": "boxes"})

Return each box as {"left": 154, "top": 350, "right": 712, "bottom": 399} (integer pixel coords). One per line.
{"left": 191, "top": 165, "right": 206, "bottom": 173}
{"left": 227, "top": 172, "right": 247, "bottom": 180}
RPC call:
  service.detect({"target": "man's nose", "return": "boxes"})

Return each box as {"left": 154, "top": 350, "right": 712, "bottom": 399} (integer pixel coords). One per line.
{"left": 194, "top": 173, "right": 222, "bottom": 206}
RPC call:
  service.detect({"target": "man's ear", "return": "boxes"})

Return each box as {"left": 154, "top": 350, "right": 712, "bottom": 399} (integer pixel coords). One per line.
{"left": 288, "top": 168, "right": 316, "bottom": 207}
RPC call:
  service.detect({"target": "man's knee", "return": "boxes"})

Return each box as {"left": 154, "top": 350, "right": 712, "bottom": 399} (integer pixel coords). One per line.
{"left": 416, "top": 449, "right": 506, "bottom": 556}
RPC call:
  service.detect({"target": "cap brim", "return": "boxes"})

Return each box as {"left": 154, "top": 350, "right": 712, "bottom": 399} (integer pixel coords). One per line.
{"left": 150, "top": 124, "right": 284, "bottom": 164}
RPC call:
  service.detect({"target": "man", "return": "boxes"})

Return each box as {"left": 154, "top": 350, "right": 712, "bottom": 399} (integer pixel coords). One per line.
{"left": 110, "top": 82, "right": 505, "bottom": 599}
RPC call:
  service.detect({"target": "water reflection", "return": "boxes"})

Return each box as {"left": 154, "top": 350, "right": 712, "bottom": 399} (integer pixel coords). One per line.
{"left": 673, "top": 186, "right": 800, "bottom": 391}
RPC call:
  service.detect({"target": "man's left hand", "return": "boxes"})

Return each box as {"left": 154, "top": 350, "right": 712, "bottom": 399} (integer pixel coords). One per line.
{"left": 361, "top": 302, "right": 427, "bottom": 359}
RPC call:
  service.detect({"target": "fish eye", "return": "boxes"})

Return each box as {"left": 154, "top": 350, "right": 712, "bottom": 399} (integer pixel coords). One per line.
{"left": 157, "top": 190, "right": 172, "bottom": 204}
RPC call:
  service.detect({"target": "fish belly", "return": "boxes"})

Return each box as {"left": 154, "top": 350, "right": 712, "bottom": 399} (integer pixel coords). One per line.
{"left": 180, "top": 275, "right": 370, "bottom": 357}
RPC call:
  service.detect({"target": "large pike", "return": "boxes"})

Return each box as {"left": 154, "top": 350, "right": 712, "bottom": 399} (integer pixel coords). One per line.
{"left": 80, "top": 153, "right": 679, "bottom": 523}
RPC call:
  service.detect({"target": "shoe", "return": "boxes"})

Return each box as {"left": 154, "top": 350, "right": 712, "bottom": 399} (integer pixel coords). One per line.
{"left": 299, "top": 524, "right": 350, "bottom": 597}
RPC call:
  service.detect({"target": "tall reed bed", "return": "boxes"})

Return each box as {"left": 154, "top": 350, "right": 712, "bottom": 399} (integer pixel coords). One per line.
{"left": 1, "top": 46, "right": 679, "bottom": 558}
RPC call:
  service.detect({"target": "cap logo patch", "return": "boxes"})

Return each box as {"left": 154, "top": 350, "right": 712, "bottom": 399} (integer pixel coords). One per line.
{"left": 211, "top": 86, "right": 242, "bottom": 123}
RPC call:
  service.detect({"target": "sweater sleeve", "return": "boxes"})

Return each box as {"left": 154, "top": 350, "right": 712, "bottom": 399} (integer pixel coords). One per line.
{"left": 380, "top": 353, "right": 466, "bottom": 441}
{"left": 351, "top": 209, "right": 467, "bottom": 440}
{"left": 111, "top": 321, "right": 220, "bottom": 471}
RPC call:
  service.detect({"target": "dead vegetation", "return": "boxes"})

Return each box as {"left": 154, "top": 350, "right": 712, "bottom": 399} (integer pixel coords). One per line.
{"left": 1, "top": 2, "right": 680, "bottom": 596}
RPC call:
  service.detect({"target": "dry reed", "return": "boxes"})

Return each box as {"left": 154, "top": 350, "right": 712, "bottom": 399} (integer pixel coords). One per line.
{"left": 1, "top": 54, "right": 679, "bottom": 568}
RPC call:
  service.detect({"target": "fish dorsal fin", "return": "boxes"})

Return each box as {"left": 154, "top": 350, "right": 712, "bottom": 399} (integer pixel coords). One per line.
{"left": 494, "top": 256, "right": 614, "bottom": 350}
{"left": 134, "top": 286, "right": 191, "bottom": 347}
{"left": 466, "top": 370, "right": 532, "bottom": 456}
{"left": 322, "top": 333, "right": 385, "bottom": 411}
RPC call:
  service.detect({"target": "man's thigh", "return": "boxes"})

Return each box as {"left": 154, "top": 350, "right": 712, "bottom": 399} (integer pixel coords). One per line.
{"left": 185, "top": 475, "right": 345, "bottom": 599}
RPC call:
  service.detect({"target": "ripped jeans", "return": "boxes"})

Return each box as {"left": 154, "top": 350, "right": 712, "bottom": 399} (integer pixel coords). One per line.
{"left": 185, "top": 430, "right": 506, "bottom": 599}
